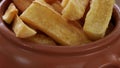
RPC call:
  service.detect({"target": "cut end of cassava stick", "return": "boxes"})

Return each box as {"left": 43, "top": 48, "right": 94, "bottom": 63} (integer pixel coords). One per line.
{"left": 20, "top": 1, "right": 90, "bottom": 45}
{"left": 2, "top": 3, "right": 18, "bottom": 24}
{"left": 62, "top": 0, "right": 89, "bottom": 21}
{"left": 13, "top": 15, "right": 37, "bottom": 38}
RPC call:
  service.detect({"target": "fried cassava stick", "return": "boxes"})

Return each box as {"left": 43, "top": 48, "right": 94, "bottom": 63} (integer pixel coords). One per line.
{"left": 20, "top": 1, "right": 90, "bottom": 45}
{"left": 83, "top": 0, "right": 115, "bottom": 40}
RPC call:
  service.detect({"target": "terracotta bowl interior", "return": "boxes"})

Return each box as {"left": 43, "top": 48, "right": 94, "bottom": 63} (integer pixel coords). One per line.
{"left": 0, "top": 0, "right": 120, "bottom": 55}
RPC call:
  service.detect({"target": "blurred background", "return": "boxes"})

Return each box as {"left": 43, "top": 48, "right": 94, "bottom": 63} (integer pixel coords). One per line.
{"left": 116, "top": 0, "right": 120, "bottom": 7}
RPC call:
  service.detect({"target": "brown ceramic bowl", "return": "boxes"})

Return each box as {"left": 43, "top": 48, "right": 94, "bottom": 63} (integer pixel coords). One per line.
{"left": 0, "top": 0, "right": 120, "bottom": 68}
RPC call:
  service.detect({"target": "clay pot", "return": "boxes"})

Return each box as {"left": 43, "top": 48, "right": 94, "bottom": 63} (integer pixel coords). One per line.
{"left": 0, "top": 0, "right": 120, "bottom": 68}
